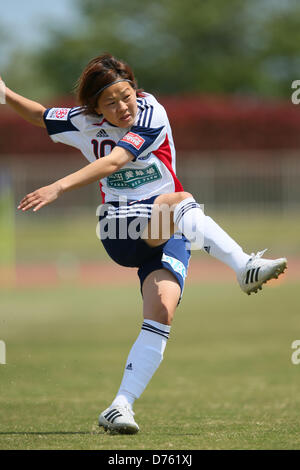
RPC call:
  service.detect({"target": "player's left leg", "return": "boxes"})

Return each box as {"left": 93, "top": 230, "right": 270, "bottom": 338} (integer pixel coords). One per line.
{"left": 98, "top": 269, "right": 180, "bottom": 434}
{"left": 144, "top": 191, "right": 251, "bottom": 270}
{"left": 144, "top": 192, "right": 287, "bottom": 295}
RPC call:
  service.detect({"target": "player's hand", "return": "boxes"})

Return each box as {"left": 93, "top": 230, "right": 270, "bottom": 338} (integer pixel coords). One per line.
{"left": 17, "top": 182, "right": 63, "bottom": 212}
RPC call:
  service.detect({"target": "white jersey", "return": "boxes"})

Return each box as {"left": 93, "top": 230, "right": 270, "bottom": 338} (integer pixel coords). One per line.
{"left": 43, "top": 93, "right": 183, "bottom": 202}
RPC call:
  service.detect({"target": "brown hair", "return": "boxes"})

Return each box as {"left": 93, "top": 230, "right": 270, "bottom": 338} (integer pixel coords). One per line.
{"left": 76, "top": 53, "right": 143, "bottom": 115}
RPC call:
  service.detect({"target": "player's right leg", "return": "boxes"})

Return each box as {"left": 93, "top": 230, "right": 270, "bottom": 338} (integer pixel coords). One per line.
{"left": 98, "top": 268, "right": 181, "bottom": 434}
{"left": 97, "top": 200, "right": 187, "bottom": 434}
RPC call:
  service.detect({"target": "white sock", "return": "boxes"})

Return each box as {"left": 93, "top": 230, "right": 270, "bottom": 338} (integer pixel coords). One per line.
{"left": 203, "top": 215, "right": 250, "bottom": 273}
{"left": 173, "top": 197, "right": 205, "bottom": 249}
{"left": 111, "top": 320, "right": 170, "bottom": 409}
{"left": 173, "top": 197, "right": 250, "bottom": 273}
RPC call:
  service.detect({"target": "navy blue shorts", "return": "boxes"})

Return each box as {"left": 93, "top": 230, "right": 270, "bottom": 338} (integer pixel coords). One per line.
{"left": 98, "top": 196, "right": 191, "bottom": 299}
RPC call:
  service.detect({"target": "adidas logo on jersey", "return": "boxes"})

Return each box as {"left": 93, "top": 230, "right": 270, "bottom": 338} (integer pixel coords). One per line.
{"left": 96, "top": 129, "right": 109, "bottom": 138}
{"left": 126, "top": 363, "right": 133, "bottom": 371}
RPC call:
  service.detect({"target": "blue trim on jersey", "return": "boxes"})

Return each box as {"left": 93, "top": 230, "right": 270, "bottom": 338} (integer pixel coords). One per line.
{"left": 43, "top": 108, "right": 80, "bottom": 136}
{"left": 69, "top": 107, "right": 85, "bottom": 118}
{"left": 69, "top": 106, "right": 83, "bottom": 113}
{"left": 137, "top": 102, "right": 154, "bottom": 128}
{"left": 141, "top": 106, "right": 150, "bottom": 127}
{"left": 68, "top": 111, "right": 83, "bottom": 119}
{"left": 147, "top": 105, "right": 154, "bottom": 127}
{"left": 137, "top": 107, "right": 144, "bottom": 126}
{"left": 117, "top": 125, "right": 164, "bottom": 161}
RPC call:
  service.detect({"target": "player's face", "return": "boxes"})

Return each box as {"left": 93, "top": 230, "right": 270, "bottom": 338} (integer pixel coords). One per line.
{"left": 95, "top": 82, "right": 138, "bottom": 128}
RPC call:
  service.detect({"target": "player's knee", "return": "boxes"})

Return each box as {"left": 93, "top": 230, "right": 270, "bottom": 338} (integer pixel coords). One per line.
{"left": 176, "top": 191, "right": 193, "bottom": 202}
{"left": 152, "top": 303, "right": 175, "bottom": 326}
{"left": 155, "top": 191, "right": 193, "bottom": 208}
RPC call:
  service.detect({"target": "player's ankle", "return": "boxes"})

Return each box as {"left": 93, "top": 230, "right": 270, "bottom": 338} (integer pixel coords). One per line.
{"left": 111, "top": 392, "right": 135, "bottom": 410}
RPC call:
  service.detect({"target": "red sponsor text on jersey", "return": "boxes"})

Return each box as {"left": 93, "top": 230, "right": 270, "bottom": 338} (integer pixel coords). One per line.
{"left": 121, "top": 132, "right": 145, "bottom": 150}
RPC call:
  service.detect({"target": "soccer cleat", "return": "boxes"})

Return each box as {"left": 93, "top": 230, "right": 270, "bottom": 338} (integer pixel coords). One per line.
{"left": 237, "top": 249, "right": 287, "bottom": 295}
{"left": 98, "top": 404, "right": 139, "bottom": 434}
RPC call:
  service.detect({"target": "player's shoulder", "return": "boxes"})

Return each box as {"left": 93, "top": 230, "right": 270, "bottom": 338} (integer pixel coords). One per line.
{"left": 44, "top": 106, "right": 88, "bottom": 132}
{"left": 68, "top": 106, "right": 90, "bottom": 131}
{"left": 136, "top": 92, "right": 168, "bottom": 128}
{"left": 137, "top": 92, "right": 165, "bottom": 110}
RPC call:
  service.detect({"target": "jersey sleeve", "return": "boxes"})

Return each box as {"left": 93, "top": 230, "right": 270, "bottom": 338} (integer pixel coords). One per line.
{"left": 116, "top": 125, "right": 165, "bottom": 162}
{"left": 43, "top": 107, "right": 81, "bottom": 149}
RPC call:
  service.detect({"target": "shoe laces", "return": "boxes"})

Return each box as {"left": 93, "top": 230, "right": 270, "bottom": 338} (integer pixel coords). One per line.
{"left": 249, "top": 248, "right": 268, "bottom": 262}
{"left": 113, "top": 404, "right": 135, "bottom": 416}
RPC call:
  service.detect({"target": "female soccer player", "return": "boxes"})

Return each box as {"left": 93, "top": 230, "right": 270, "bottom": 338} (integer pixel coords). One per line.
{"left": 0, "top": 54, "right": 287, "bottom": 434}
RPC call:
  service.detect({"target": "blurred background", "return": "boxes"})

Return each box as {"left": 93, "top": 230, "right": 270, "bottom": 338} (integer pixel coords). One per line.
{"left": 1, "top": 1, "right": 300, "bottom": 451}
{"left": 0, "top": 0, "right": 300, "bottom": 284}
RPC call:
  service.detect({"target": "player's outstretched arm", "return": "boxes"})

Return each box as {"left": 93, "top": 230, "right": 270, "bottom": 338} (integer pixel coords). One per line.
{"left": 18, "top": 146, "right": 134, "bottom": 212}
{"left": 0, "top": 76, "right": 46, "bottom": 128}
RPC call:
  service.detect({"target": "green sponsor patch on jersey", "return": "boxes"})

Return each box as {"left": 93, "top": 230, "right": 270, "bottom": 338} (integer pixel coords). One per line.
{"left": 107, "top": 163, "right": 162, "bottom": 189}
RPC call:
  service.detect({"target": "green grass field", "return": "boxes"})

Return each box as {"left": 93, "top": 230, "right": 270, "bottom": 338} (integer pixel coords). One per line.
{"left": 1, "top": 280, "right": 300, "bottom": 450}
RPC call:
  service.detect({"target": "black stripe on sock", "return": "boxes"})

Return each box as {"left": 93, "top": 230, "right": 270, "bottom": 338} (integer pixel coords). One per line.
{"left": 175, "top": 202, "right": 199, "bottom": 224}
{"left": 175, "top": 202, "right": 200, "bottom": 226}
{"left": 142, "top": 326, "right": 169, "bottom": 339}
{"left": 142, "top": 322, "right": 170, "bottom": 340}
{"left": 142, "top": 322, "right": 170, "bottom": 337}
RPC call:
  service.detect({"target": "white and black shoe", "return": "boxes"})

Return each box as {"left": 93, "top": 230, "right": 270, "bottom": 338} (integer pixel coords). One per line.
{"left": 237, "top": 249, "right": 287, "bottom": 295}
{"left": 98, "top": 404, "right": 139, "bottom": 434}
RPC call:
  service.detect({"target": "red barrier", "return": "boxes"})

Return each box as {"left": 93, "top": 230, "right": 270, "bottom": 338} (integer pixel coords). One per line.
{"left": 1, "top": 95, "right": 300, "bottom": 155}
